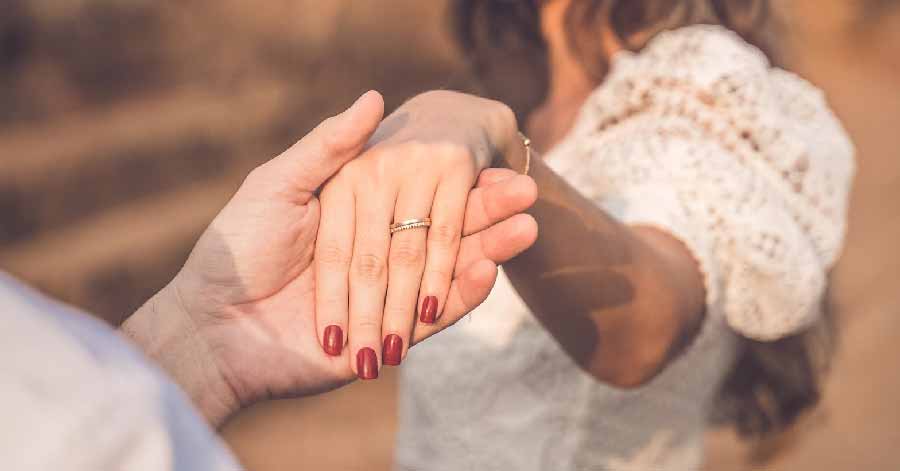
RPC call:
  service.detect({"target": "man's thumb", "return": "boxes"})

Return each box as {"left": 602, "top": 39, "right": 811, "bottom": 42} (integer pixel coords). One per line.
{"left": 267, "top": 90, "right": 384, "bottom": 195}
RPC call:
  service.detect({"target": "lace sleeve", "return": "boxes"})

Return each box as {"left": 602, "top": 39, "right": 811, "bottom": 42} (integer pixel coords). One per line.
{"left": 546, "top": 26, "right": 855, "bottom": 341}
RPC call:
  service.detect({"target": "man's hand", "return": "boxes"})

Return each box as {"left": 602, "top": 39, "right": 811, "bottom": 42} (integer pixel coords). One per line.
{"left": 121, "top": 91, "right": 538, "bottom": 426}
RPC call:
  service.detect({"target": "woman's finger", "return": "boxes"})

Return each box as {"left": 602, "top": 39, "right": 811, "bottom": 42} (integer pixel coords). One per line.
{"left": 412, "top": 213, "right": 538, "bottom": 343}
{"left": 416, "top": 170, "right": 472, "bottom": 325}
{"left": 347, "top": 181, "right": 396, "bottom": 379}
{"left": 381, "top": 178, "right": 438, "bottom": 366}
{"left": 462, "top": 174, "right": 537, "bottom": 236}
{"left": 314, "top": 176, "right": 355, "bottom": 358}
{"left": 411, "top": 259, "right": 498, "bottom": 345}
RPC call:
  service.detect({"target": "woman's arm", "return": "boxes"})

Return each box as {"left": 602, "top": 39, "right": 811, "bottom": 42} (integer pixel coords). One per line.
{"left": 496, "top": 131, "right": 707, "bottom": 388}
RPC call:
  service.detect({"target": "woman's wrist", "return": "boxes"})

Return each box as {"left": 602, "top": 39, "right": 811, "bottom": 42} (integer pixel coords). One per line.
{"left": 403, "top": 90, "right": 522, "bottom": 171}
{"left": 120, "top": 280, "right": 239, "bottom": 426}
{"left": 484, "top": 101, "right": 528, "bottom": 173}
{"left": 494, "top": 127, "right": 530, "bottom": 174}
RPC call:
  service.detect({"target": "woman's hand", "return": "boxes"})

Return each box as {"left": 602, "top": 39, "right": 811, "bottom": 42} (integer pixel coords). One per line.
{"left": 121, "top": 91, "right": 538, "bottom": 426}
{"left": 314, "top": 90, "right": 527, "bottom": 377}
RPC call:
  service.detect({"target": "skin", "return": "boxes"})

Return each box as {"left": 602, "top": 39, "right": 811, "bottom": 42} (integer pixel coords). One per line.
{"left": 121, "top": 91, "right": 539, "bottom": 426}
{"left": 507, "top": 0, "right": 707, "bottom": 386}
{"left": 320, "top": 0, "right": 706, "bottom": 387}
{"left": 314, "top": 91, "right": 529, "bottom": 375}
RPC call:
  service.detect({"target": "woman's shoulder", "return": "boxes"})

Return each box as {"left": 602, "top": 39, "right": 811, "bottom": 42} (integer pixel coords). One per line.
{"left": 611, "top": 24, "right": 771, "bottom": 86}
{"left": 574, "top": 24, "right": 854, "bottom": 178}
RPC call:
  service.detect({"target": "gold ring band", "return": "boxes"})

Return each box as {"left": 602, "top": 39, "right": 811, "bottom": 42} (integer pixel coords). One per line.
{"left": 390, "top": 217, "right": 432, "bottom": 235}
{"left": 518, "top": 131, "right": 532, "bottom": 175}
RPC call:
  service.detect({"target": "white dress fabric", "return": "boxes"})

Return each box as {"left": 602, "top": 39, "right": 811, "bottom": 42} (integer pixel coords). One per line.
{"left": 395, "top": 26, "right": 854, "bottom": 470}
{"left": 0, "top": 273, "right": 241, "bottom": 471}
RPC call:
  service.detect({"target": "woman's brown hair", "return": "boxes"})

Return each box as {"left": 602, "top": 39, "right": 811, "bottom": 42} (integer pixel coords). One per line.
{"left": 452, "top": 0, "right": 834, "bottom": 448}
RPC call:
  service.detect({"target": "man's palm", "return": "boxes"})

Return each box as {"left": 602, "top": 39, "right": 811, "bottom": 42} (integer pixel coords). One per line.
{"left": 169, "top": 92, "right": 537, "bottom": 409}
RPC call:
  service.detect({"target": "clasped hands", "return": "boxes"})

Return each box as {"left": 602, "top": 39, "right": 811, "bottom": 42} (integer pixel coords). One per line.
{"left": 123, "top": 90, "right": 537, "bottom": 426}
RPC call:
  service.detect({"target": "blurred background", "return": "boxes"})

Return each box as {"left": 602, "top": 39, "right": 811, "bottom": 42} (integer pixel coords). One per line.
{"left": 1, "top": 0, "right": 898, "bottom": 469}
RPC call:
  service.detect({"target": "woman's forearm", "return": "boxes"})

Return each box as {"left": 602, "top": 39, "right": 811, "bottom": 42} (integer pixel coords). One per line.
{"left": 395, "top": 90, "right": 706, "bottom": 386}
{"left": 498, "top": 153, "right": 707, "bottom": 387}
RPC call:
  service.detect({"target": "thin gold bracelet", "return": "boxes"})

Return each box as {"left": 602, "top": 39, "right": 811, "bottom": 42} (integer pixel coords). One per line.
{"left": 517, "top": 131, "right": 532, "bottom": 175}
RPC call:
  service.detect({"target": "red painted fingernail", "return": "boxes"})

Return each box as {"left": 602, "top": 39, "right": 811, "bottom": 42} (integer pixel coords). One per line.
{"left": 357, "top": 347, "right": 379, "bottom": 380}
{"left": 383, "top": 334, "right": 403, "bottom": 366}
{"left": 420, "top": 296, "right": 438, "bottom": 324}
{"left": 323, "top": 325, "right": 343, "bottom": 356}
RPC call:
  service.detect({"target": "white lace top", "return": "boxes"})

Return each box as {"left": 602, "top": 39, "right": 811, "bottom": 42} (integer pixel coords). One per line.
{"left": 395, "top": 26, "right": 854, "bottom": 470}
